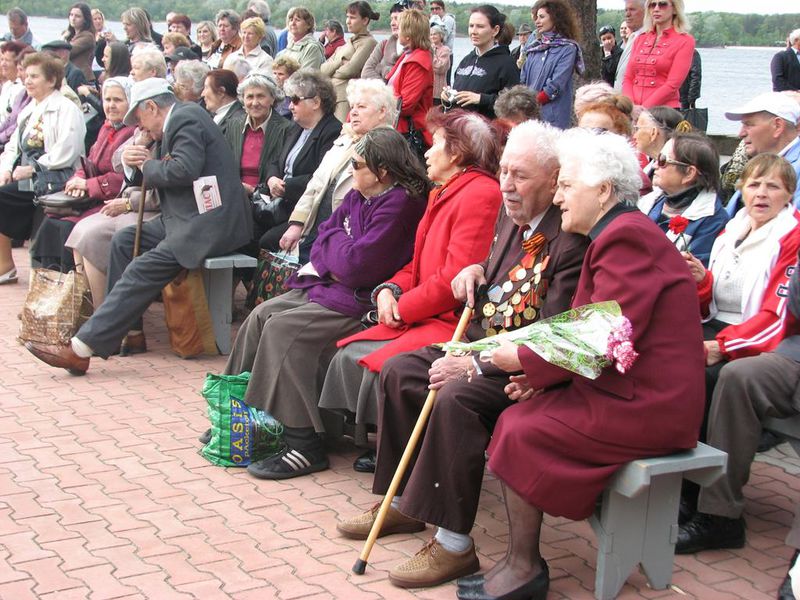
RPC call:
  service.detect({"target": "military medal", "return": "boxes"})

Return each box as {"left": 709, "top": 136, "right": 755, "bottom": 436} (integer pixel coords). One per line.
{"left": 482, "top": 302, "right": 496, "bottom": 317}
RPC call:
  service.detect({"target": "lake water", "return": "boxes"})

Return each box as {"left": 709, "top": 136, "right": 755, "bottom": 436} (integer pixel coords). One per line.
{"left": 10, "top": 16, "right": 781, "bottom": 135}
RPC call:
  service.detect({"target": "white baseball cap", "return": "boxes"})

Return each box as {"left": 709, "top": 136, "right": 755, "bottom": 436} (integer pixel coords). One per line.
{"left": 724, "top": 92, "right": 800, "bottom": 125}
{"left": 123, "top": 78, "right": 174, "bottom": 126}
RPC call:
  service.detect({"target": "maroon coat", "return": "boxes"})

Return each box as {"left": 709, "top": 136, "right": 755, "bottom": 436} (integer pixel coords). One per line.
{"left": 338, "top": 168, "right": 502, "bottom": 370}
{"left": 83, "top": 122, "right": 136, "bottom": 201}
{"left": 487, "top": 207, "right": 705, "bottom": 520}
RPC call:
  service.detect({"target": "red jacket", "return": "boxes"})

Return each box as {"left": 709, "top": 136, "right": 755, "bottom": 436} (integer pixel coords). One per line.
{"left": 338, "top": 168, "right": 502, "bottom": 370}
{"left": 83, "top": 121, "right": 136, "bottom": 200}
{"left": 622, "top": 27, "right": 695, "bottom": 108}
{"left": 387, "top": 48, "right": 433, "bottom": 146}
{"left": 698, "top": 207, "right": 800, "bottom": 360}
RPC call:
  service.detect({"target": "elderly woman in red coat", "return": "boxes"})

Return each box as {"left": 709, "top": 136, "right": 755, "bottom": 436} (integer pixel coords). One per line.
{"left": 319, "top": 108, "right": 503, "bottom": 468}
{"left": 456, "top": 129, "right": 705, "bottom": 600}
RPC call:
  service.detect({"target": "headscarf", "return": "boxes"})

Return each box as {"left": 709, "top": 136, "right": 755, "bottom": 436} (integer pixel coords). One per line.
{"left": 526, "top": 31, "right": 585, "bottom": 75}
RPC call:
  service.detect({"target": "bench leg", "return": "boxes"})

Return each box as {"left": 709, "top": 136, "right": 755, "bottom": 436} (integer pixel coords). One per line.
{"left": 203, "top": 267, "right": 233, "bottom": 354}
{"left": 590, "top": 488, "right": 647, "bottom": 600}
{"left": 639, "top": 472, "right": 682, "bottom": 590}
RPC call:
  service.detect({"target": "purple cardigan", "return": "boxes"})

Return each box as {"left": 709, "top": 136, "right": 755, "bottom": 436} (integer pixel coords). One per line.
{"left": 289, "top": 185, "right": 426, "bottom": 318}
{"left": 0, "top": 90, "right": 31, "bottom": 146}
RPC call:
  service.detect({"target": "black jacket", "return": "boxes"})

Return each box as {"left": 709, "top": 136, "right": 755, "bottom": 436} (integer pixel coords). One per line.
{"left": 224, "top": 107, "right": 294, "bottom": 185}
{"left": 771, "top": 47, "right": 800, "bottom": 92}
{"left": 452, "top": 44, "right": 519, "bottom": 119}
{"left": 679, "top": 50, "right": 702, "bottom": 109}
{"left": 601, "top": 45, "right": 622, "bottom": 87}
{"left": 266, "top": 111, "right": 342, "bottom": 211}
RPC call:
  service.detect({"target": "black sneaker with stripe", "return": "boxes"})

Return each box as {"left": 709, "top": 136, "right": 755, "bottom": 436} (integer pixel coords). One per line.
{"left": 246, "top": 445, "right": 329, "bottom": 480}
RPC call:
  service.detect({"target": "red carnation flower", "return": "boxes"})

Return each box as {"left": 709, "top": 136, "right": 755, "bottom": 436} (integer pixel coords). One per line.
{"left": 668, "top": 215, "right": 689, "bottom": 235}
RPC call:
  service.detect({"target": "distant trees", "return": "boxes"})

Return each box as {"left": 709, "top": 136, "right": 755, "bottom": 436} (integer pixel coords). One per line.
{"left": 14, "top": 1, "right": 800, "bottom": 49}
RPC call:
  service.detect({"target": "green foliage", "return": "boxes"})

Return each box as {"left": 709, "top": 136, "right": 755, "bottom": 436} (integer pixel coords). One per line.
{"left": 4, "top": 0, "right": 798, "bottom": 47}
{"left": 596, "top": 8, "right": 799, "bottom": 47}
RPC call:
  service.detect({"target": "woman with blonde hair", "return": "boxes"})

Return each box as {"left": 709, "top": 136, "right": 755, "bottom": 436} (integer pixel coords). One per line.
{"left": 196, "top": 21, "right": 218, "bottom": 62}
{"left": 386, "top": 9, "right": 433, "bottom": 155}
{"left": 275, "top": 7, "right": 325, "bottom": 70}
{"left": 623, "top": 0, "right": 695, "bottom": 108}
{"left": 224, "top": 16, "right": 273, "bottom": 72}
{"left": 120, "top": 8, "right": 153, "bottom": 51}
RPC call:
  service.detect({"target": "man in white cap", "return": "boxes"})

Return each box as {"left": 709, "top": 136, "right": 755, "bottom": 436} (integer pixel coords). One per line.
{"left": 723, "top": 91, "right": 800, "bottom": 217}
{"left": 25, "top": 78, "right": 252, "bottom": 374}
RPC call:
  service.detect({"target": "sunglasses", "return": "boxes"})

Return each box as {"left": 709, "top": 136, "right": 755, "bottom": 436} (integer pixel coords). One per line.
{"left": 648, "top": 1, "right": 670, "bottom": 8}
{"left": 288, "top": 95, "right": 314, "bottom": 105}
{"left": 656, "top": 154, "right": 690, "bottom": 169}
{"left": 350, "top": 158, "right": 368, "bottom": 171}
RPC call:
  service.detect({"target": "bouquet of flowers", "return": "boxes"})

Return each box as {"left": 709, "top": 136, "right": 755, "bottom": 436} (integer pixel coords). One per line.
{"left": 439, "top": 301, "right": 638, "bottom": 379}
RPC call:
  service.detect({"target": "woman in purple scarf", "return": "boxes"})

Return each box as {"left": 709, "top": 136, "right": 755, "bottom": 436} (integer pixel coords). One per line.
{"left": 215, "top": 126, "right": 430, "bottom": 479}
{"left": 520, "top": 0, "right": 584, "bottom": 129}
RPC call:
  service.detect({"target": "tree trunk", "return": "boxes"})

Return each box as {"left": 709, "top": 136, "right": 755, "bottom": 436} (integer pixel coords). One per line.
{"left": 568, "top": 0, "right": 601, "bottom": 82}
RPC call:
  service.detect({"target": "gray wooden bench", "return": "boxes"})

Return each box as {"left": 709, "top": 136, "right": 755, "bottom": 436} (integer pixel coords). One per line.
{"left": 763, "top": 414, "right": 800, "bottom": 456}
{"left": 202, "top": 253, "right": 257, "bottom": 354}
{"left": 588, "top": 442, "right": 728, "bottom": 600}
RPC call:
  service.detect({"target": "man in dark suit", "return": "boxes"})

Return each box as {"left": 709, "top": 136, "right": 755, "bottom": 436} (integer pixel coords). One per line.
{"left": 772, "top": 29, "right": 800, "bottom": 92}
{"left": 26, "top": 79, "right": 252, "bottom": 374}
{"left": 336, "top": 120, "right": 589, "bottom": 590}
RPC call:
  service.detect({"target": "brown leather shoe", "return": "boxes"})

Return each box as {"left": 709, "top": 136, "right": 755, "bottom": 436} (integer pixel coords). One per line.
{"left": 389, "top": 537, "right": 480, "bottom": 588}
{"left": 24, "top": 342, "right": 89, "bottom": 375}
{"left": 337, "top": 503, "right": 426, "bottom": 540}
{"left": 119, "top": 332, "right": 147, "bottom": 356}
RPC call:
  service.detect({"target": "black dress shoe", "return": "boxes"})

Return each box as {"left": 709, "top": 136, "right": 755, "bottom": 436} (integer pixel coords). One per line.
{"left": 457, "top": 573, "right": 485, "bottom": 592}
{"left": 199, "top": 428, "right": 212, "bottom": 445}
{"left": 353, "top": 449, "right": 376, "bottom": 473}
{"left": 457, "top": 560, "right": 548, "bottom": 600}
{"left": 778, "top": 550, "right": 799, "bottom": 600}
{"left": 675, "top": 512, "right": 745, "bottom": 554}
{"left": 758, "top": 429, "right": 784, "bottom": 453}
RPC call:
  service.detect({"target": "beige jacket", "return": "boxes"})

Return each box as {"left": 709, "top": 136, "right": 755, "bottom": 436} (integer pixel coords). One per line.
{"left": 321, "top": 32, "right": 378, "bottom": 122}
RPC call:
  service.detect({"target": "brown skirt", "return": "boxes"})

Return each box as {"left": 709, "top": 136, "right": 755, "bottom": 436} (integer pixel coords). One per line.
{"left": 223, "top": 289, "right": 363, "bottom": 432}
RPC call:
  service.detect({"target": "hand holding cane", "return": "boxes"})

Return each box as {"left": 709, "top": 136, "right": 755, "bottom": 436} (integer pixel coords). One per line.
{"left": 132, "top": 173, "right": 147, "bottom": 259}
{"left": 352, "top": 304, "right": 474, "bottom": 575}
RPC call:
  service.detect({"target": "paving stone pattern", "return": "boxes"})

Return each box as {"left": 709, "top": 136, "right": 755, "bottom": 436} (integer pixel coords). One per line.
{"left": 1, "top": 248, "right": 798, "bottom": 599}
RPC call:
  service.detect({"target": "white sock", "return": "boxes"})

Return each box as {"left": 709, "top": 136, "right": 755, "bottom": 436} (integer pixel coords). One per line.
{"left": 435, "top": 527, "right": 472, "bottom": 553}
{"left": 71, "top": 337, "right": 93, "bottom": 358}
{"left": 390, "top": 495, "right": 402, "bottom": 510}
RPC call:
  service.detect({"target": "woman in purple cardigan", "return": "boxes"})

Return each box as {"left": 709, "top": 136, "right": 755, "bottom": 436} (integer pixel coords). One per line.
{"left": 218, "top": 127, "right": 430, "bottom": 479}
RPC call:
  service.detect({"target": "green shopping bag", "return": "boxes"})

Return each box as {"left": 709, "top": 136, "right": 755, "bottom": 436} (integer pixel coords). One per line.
{"left": 201, "top": 372, "right": 284, "bottom": 467}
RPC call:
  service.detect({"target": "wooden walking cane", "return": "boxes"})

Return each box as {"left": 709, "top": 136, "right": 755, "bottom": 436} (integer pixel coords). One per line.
{"left": 352, "top": 305, "right": 474, "bottom": 575}
{"left": 132, "top": 173, "right": 147, "bottom": 259}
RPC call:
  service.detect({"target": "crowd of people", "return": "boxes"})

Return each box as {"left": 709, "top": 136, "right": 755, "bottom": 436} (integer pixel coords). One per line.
{"left": 3, "top": 0, "right": 800, "bottom": 598}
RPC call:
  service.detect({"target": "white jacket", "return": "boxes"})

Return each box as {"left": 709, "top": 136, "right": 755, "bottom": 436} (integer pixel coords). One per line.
{"left": 0, "top": 90, "right": 85, "bottom": 174}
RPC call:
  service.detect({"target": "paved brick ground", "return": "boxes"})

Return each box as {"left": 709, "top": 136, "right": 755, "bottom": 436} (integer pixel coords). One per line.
{"left": 1, "top": 246, "right": 799, "bottom": 599}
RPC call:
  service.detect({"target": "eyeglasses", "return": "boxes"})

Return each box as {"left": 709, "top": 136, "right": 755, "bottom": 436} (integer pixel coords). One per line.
{"left": 288, "top": 95, "right": 314, "bottom": 104}
{"left": 656, "top": 154, "right": 690, "bottom": 169}
{"left": 648, "top": 1, "right": 670, "bottom": 9}
{"left": 350, "top": 158, "right": 368, "bottom": 171}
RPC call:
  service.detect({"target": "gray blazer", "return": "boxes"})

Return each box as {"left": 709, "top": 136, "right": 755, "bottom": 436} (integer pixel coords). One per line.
{"left": 141, "top": 101, "right": 252, "bottom": 269}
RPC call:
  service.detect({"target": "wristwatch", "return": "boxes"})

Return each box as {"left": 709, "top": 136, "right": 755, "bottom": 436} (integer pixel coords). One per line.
{"left": 125, "top": 198, "right": 132, "bottom": 213}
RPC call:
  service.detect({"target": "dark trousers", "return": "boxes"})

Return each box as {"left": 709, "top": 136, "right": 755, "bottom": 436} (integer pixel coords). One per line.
{"left": 699, "top": 352, "right": 800, "bottom": 547}
{"left": 373, "top": 346, "right": 514, "bottom": 534}
{"left": 76, "top": 217, "right": 182, "bottom": 358}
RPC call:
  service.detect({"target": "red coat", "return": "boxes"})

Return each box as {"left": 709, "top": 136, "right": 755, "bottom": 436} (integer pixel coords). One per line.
{"left": 622, "top": 27, "right": 695, "bottom": 108}
{"left": 83, "top": 121, "right": 136, "bottom": 200}
{"left": 487, "top": 209, "right": 705, "bottom": 519}
{"left": 387, "top": 48, "right": 433, "bottom": 146}
{"left": 338, "top": 168, "right": 502, "bottom": 370}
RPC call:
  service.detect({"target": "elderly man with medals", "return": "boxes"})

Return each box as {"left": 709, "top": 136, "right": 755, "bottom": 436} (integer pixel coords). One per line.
{"left": 336, "top": 120, "right": 590, "bottom": 589}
